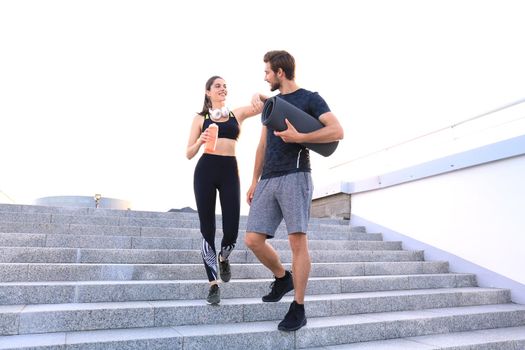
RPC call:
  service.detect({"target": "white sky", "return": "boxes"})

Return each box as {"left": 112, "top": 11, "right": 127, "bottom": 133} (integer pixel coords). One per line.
{"left": 1, "top": 0, "right": 525, "bottom": 214}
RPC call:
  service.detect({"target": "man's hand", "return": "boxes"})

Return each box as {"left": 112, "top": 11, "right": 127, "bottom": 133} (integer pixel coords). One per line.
{"left": 274, "top": 119, "right": 302, "bottom": 143}
{"left": 246, "top": 182, "right": 257, "bottom": 205}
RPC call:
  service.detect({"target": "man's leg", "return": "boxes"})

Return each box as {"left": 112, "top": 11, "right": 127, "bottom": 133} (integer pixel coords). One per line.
{"left": 245, "top": 176, "right": 293, "bottom": 302}
{"left": 245, "top": 232, "right": 294, "bottom": 302}
{"left": 245, "top": 176, "right": 286, "bottom": 277}
{"left": 276, "top": 172, "right": 312, "bottom": 331}
{"left": 244, "top": 232, "right": 285, "bottom": 278}
{"left": 275, "top": 232, "right": 310, "bottom": 331}
{"left": 288, "top": 232, "right": 310, "bottom": 304}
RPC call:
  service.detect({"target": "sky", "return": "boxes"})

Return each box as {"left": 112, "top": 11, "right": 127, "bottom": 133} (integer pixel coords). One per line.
{"left": 1, "top": 0, "right": 525, "bottom": 214}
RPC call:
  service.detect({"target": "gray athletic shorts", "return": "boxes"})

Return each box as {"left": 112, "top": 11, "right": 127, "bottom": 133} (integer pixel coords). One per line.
{"left": 246, "top": 171, "right": 313, "bottom": 238}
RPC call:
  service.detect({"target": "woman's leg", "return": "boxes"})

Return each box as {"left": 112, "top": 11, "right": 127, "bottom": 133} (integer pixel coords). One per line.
{"left": 218, "top": 157, "right": 240, "bottom": 260}
{"left": 194, "top": 156, "right": 219, "bottom": 282}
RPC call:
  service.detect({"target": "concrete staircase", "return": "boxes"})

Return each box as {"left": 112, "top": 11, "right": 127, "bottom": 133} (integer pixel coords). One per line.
{"left": 0, "top": 203, "right": 523, "bottom": 349}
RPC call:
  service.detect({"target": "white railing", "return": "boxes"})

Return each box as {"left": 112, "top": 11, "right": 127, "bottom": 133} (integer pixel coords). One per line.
{"left": 329, "top": 98, "right": 525, "bottom": 182}
{"left": 0, "top": 190, "right": 16, "bottom": 204}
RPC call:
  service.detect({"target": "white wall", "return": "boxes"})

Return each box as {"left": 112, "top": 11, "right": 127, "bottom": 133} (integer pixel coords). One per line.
{"left": 350, "top": 154, "right": 525, "bottom": 295}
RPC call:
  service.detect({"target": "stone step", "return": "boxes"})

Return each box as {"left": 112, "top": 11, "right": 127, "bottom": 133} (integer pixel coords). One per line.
{"left": 0, "top": 222, "right": 379, "bottom": 241}
{"left": 0, "top": 232, "right": 401, "bottom": 250}
{"left": 0, "top": 247, "right": 424, "bottom": 264}
{"left": 0, "top": 215, "right": 350, "bottom": 229}
{"left": 0, "top": 211, "right": 350, "bottom": 229}
{"left": 0, "top": 204, "right": 350, "bottom": 226}
{"left": 303, "top": 326, "right": 525, "bottom": 349}
{"left": 0, "top": 288, "right": 511, "bottom": 336}
{"left": 1, "top": 203, "right": 520, "bottom": 349}
{"left": 130, "top": 228, "right": 379, "bottom": 241}
{"left": 0, "top": 274, "right": 477, "bottom": 305}
{"left": 0, "top": 304, "right": 524, "bottom": 349}
{"left": 0, "top": 204, "right": 202, "bottom": 219}
{"left": 0, "top": 261, "right": 449, "bottom": 282}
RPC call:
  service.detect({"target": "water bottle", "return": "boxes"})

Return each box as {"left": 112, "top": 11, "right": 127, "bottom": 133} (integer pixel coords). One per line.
{"left": 204, "top": 123, "right": 218, "bottom": 152}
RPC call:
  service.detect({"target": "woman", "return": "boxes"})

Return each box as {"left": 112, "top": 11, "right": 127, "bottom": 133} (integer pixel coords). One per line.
{"left": 186, "top": 75, "right": 261, "bottom": 304}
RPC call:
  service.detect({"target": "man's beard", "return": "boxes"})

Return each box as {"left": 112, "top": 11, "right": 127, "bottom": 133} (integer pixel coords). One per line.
{"left": 270, "top": 81, "right": 281, "bottom": 92}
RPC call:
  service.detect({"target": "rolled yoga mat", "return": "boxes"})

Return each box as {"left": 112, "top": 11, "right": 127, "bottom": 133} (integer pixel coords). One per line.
{"left": 261, "top": 96, "right": 339, "bottom": 157}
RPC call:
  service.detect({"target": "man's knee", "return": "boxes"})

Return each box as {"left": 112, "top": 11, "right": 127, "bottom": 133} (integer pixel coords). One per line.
{"left": 244, "top": 232, "right": 264, "bottom": 250}
{"left": 288, "top": 232, "right": 307, "bottom": 253}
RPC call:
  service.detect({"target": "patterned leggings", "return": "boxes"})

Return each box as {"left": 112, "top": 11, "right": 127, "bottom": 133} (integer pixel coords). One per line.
{"left": 193, "top": 154, "right": 240, "bottom": 282}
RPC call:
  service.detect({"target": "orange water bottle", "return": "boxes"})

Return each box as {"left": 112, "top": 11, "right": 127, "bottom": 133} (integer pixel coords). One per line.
{"left": 204, "top": 123, "right": 218, "bottom": 152}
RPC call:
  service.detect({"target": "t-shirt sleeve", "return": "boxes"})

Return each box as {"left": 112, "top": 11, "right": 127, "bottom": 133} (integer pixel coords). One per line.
{"left": 309, "top": 92, "right": 331, "bottom": 119}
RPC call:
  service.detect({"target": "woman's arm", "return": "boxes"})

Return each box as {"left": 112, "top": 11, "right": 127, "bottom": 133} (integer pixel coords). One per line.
{"left": 232, "top": 105, "right": 259, "bottom": 124}
{"left": 186, "top": 115, "right": 206, "bottom": 160}
{"left": 232, "top": 102, "right": 262, "bottom": 124}
{"left": 231, "top": 92, "right": 270, "bottom": 124}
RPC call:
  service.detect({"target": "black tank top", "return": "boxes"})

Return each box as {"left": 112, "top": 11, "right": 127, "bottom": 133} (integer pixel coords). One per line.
{"left": 202, "top": 112, "right": 240, "bottom": 140}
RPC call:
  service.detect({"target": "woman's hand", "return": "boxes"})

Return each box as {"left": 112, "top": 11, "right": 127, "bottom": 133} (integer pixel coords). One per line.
{"left": 199, "top": 128, "right": 211, "bottom": 144}
{"left": 251, "top": 93, "right": 265, "bottom": 112}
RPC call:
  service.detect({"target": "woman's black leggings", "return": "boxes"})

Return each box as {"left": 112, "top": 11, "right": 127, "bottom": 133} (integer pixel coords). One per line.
{"left": 194, "top": 154, "right": 240, "bottom": 282}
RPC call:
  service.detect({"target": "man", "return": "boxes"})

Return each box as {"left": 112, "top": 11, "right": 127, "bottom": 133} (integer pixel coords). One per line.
{"left": 245, "top": 50, "right": 344, "bottom": 331}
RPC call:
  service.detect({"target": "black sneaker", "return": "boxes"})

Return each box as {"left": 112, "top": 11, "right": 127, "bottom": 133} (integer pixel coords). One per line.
{"left": 206, "top": 284, "right": 220, "bottom": 305}
{"left": 218, "top": 255, "right": 231, "bottom": 282}
{"left": 278, "top": 301, "right": 307, "bottom": 332}
{"left": 262, "top": 270, "right": 293, "bottom": 302}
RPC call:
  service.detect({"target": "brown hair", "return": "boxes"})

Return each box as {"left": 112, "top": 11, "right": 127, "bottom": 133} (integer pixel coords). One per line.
{"left": 263, "top": 50, "right": 295, "bottom": 80}
{"left": 198, "top": 75, "right": 223, "bottom": 116}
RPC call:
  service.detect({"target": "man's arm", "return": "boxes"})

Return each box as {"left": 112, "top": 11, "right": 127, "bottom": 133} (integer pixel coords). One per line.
{"left": 273, "top": 112, "right": 344, "bottom": 144}
{"left": 246, "top": 126, "right": 267, "bottom": 205}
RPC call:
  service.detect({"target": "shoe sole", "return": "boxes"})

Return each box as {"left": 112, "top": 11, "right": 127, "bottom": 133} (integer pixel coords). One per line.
{"left": 278, "top": 318, "right": 307, "bottom": 332}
